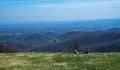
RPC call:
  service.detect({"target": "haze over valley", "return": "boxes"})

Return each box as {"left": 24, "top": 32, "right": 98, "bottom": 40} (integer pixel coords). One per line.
{"left": 0, "top": 19, "right": 120, "bottom": 52}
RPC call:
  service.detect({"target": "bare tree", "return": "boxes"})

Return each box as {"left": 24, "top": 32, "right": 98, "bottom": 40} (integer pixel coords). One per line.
{"left": 72, "top": 39, "right": 80, "bottom": 54}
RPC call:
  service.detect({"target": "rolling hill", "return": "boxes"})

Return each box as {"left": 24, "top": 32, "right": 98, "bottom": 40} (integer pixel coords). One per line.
{"left": 30, "top": 28, "right": 120, "bottom": 52}
{"left": 0, "top": 19, "right": 120, "bottom": 52}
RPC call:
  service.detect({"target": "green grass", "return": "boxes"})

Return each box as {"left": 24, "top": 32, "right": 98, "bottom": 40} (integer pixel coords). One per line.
{"left": 0, "top": 53, "right": 120, "bottom": 70}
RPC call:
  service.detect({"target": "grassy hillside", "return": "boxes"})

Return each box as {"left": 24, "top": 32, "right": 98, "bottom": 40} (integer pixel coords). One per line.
{"left": 0, "top": 53, "right": 120, "bottom": 70}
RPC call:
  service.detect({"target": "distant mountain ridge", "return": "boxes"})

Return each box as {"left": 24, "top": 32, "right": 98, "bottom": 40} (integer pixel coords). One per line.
{"left": 0, "top": 19, "right": 120, "bottom": 52}
{"left": 0, "top": 19, "right": 120, "bottom": 33}
{"left": 0, "top": 28, "right": 120, "bottom": 52}
{"left": 28, "top": 28, "right": 120, "bottom": 52}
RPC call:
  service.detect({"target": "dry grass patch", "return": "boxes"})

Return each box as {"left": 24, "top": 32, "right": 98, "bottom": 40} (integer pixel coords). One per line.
{"left": 53, "top": 62, "right": 67, "bottom": 66}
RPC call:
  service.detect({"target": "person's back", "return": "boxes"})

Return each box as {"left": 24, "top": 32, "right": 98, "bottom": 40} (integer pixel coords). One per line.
{"left": 83, "top": 48, "right": 89, "bottom": 54}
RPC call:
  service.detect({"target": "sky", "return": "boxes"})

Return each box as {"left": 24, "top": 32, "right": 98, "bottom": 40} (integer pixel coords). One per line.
{"left": 0, "top": 0, "right": 120, "bottom": 22}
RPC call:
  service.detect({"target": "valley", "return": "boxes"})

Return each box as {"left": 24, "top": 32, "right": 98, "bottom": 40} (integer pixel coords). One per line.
{"left": 0, "top": 19, "right": 120, "bottom": 52}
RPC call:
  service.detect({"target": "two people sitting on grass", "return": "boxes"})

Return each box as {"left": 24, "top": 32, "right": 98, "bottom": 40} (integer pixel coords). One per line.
{"left": 73, "top": 48, "right": 89, "bottom": 54}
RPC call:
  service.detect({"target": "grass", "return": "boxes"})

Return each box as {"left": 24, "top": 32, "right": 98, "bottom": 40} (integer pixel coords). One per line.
{"left": 0, "top": 52, "right": 120, "bottom": 70}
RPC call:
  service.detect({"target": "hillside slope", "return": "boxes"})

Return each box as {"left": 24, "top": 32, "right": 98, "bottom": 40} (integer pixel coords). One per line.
{"left": 0, "top": 45, "right": 16, "bottom": 53}
{"left": 31, "top": 31, "right": 120, "bottom": 52}
{"left": 1, "top": 28, "right": 120, "bottom": 52}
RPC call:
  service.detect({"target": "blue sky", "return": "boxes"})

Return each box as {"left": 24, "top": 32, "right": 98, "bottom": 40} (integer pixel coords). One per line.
{"left": 0, "top": 0, "right": 120, "bottom": 22}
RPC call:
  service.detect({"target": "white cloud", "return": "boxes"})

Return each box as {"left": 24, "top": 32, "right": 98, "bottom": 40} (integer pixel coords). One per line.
{"left": 29, "top": 0, "right": 120, "bottom": 21}
{"left": 0, "top": 0, "right": 120, "bottom": 22}
{"left": 32, "top": 0, "right": 120, "bottom": 8}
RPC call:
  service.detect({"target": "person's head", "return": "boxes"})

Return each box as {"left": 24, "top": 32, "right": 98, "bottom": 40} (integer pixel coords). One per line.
{"left": 85, "top": 48, "right": 88, "bottom": 50}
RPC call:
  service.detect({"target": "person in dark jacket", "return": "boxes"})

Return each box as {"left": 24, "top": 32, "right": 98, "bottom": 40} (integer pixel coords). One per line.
{"left": 83, "top": 48, "right": 89, "bottom": 54}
